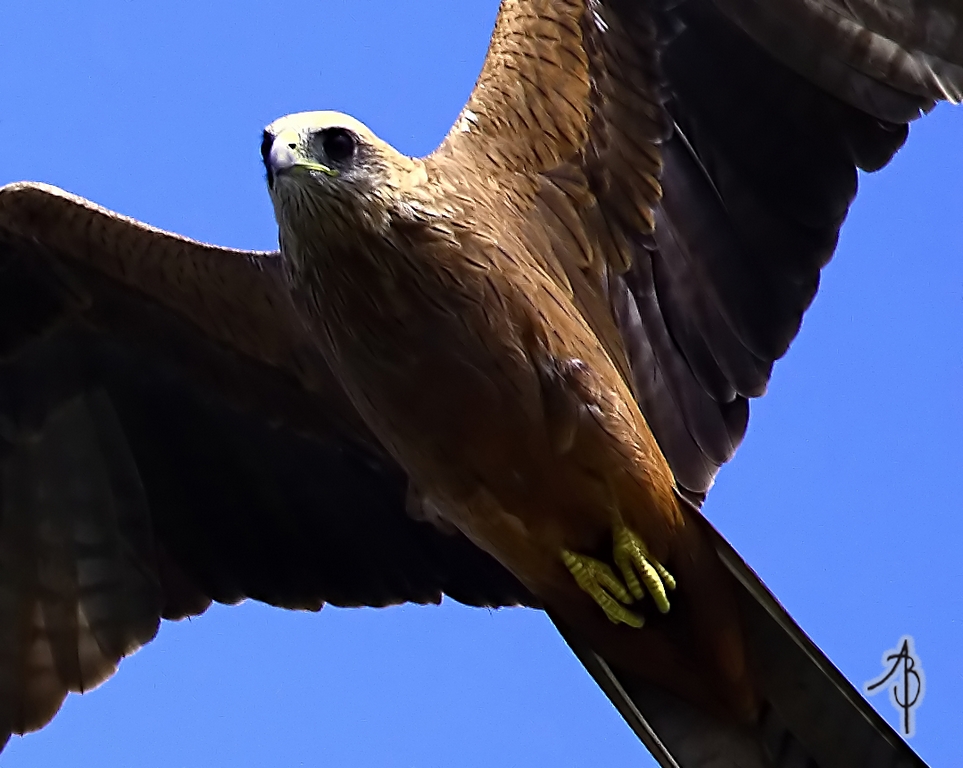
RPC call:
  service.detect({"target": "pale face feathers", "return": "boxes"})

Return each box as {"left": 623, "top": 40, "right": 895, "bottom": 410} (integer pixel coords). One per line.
{"left": 262, "top": 111, "right": 433, "bottom": 282}
{"left": 263, "top": 112, "right": 428, "bottom": 224}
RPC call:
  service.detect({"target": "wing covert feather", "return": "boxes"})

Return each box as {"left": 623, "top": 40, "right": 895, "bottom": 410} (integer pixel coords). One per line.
{"left": 0, "top": 187, "right": 534, "bottom": 745}
{"left": 431, "top": 0, "right": 962, "bottom": 496}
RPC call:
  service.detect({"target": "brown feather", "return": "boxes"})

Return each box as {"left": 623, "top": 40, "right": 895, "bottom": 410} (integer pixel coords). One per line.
{"left": 4, "top": 1, "right": 960, "bottom": 765}
{"left": 0, "top": 188, "right": 534, "bottom": 743}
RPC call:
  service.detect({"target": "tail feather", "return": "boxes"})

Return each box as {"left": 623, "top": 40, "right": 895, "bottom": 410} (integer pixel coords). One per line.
{"left": 553, "top": 617, "right": 768, "bottom": 767}
{"left": 553, "top": 513, "right": 925, "bottom": 768}
{"left": 708, "top": 522, "right": 922, "bottom": 768}
{"left": 551, "top": 624, "right": 678, "bottom": 768}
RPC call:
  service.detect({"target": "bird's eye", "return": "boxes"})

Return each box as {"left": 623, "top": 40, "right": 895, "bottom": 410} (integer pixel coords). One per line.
{"left": 320, "top": 128, "right": 356, "bottom": 163}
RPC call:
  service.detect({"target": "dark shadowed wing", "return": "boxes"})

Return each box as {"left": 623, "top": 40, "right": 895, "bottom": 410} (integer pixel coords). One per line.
{"left": 0, "top": 183, "right": 533, "bottom": 747}
{"left": 432, "top": 0, "right": 963, "bottom": 500}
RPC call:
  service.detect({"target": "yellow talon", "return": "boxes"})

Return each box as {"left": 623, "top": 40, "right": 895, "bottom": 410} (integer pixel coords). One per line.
{"left": 612, "top": 526, "right": 676, "bottom": 614}
{"left": 562, "top": 549, "right": 644, "bottom": 628}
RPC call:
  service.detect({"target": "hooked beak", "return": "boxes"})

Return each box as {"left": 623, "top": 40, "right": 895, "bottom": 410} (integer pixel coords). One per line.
{"left": 264, "top": 128, "right": 338, "bottom": 187}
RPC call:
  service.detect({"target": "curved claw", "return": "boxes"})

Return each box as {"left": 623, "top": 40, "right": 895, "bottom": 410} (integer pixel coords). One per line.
{"left": 613, "top": 526, "right": 676, "bottom": 614}
{"left": 562, "top": 549, "right": 644, "bottom": 628}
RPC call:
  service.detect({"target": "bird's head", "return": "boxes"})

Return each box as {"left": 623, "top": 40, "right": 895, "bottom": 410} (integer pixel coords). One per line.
{"left": 262, "top": 111, "right": 427, "bottom": 267}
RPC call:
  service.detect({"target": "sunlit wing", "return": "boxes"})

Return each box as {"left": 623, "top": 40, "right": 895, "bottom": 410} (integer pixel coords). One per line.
{"left": 427, "top": 2, "right": 960, "bottom": 764}
{"left": 0, "top": 183, "right": 534, "bottom": 746}
{"left": 433, "top": 0, "right": 963, "bottom": 500}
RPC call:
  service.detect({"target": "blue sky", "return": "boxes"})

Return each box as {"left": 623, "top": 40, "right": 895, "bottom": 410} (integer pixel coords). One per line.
{"left": 1, "top": 2, "right": 961, "bottom": 766}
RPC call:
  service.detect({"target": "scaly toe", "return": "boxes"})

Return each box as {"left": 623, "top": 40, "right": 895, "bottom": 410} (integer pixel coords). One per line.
{"left": 612, "top": 526, "right": 676, "bottom": 614}
{"left": 561, "top": 549, "right": 644, "bottom": 628}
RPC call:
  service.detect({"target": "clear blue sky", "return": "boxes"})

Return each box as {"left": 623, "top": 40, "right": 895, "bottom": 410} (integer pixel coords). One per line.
{"left": 1, "top": 2, "right": 961, "bottom": 766}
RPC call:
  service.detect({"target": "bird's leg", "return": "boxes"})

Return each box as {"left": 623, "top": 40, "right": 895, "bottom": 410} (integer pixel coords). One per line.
{"left": 561, "top": 550, "right": 644, "bottom": 628}
{"left": 612, "top": 523, "right": 676, "bottom": 614}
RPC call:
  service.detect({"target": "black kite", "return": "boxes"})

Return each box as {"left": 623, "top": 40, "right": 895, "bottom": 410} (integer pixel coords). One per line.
{"left": 2, "top": 1, "right": 960, "bottom": 766}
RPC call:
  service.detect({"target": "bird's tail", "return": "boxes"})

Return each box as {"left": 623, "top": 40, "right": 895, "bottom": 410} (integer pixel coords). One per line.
{"left": 551, "top": 514, "right": 925, "bottom": 768}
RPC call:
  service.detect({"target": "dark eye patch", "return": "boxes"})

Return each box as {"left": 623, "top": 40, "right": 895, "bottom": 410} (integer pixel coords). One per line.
{"left": 320, "top": 128, "right": 356, "bottom": 163}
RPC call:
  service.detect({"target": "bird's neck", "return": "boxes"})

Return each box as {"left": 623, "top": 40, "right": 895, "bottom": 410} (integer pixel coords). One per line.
{"left": 287, "top": 207, "right": 444, "bottom": 325}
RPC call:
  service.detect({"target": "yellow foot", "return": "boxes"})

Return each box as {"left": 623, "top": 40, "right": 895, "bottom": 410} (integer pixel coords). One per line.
{"left": 613, "top": 525, "right": 676, "bottom": 614}
{"left": 561, "top": 550, "right": 644, "bottom": 628}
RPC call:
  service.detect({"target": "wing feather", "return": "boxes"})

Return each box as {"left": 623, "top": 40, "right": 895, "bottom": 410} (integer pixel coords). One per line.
{"left": 6, "top": 0, "right": 961, "bottom": 753}
{"left": 0, "top": 187, "right": 534, "bottom": 744}
{"left": 431, "top": 0, "right": 962, "bottom": 495}
{"left": 713, "top": 0, "right": 963, "bottom": 110}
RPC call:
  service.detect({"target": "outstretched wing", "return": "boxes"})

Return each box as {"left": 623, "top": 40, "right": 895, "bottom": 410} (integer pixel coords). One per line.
{"left": 428, "top": 2, "right": 958, "bottom": 765}
{"left": 431, "top": 0, "right": 963, "bottom": 498}
{"left": 0, "top": 183, "right": 534, "bottom": 746}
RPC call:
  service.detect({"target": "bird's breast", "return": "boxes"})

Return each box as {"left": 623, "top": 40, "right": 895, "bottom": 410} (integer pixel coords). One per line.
{"left": 295, "top": 231, "right": 552, "bottom": 485}
{"left": 289, "top": 222, "right": 680, "bottom": 572}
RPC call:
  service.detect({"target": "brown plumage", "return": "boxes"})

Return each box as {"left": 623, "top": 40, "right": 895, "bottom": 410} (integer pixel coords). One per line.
{"left": 1, "top": 1, "right": 960, "bottom": 765}
{"left": 266, "top": 107, "right": 750, "bottom": 720}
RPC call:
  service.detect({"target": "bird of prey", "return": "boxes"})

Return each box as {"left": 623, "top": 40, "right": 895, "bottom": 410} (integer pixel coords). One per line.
{"left": 1, "top": 1, "right": 960, "bottom": 766}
